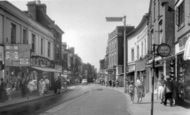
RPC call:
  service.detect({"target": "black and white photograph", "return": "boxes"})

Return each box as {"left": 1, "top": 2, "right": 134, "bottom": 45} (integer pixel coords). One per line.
{"left": 0, "top": 0, "right": 190, "bottom": 115}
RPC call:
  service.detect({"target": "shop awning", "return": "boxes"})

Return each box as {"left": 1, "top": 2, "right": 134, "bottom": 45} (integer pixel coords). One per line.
{"left": 135, "top": 59, "right": 146, "bottom": 71}
{"left": 184, "top": 36, "right": 190, "bottom": 60}
{"left": 118, "top": 71, "right": 135, "bottom": 76}
{"left": 32, "top": 66, "right": 62, "bottom": 73}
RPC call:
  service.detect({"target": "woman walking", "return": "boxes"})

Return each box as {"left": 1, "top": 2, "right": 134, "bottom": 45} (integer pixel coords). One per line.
{"left": 136, "top": 78, "right": 143, "bottom": 103}
{"left": 129, "top": 81, "right": 135, "bottom": 103}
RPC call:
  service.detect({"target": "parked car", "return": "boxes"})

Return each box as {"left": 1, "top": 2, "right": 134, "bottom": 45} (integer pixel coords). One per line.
{"left": 81, "top": 79, "right": 87, "bottom": 85}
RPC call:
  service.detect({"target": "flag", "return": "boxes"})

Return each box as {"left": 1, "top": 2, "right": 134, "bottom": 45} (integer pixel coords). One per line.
{"left": 106, "top": 17, "right": 123, "bottom": 22}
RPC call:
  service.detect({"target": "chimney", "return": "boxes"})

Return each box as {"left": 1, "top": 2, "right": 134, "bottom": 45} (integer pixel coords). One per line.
{"left": 27, "top": 1, "right": 37, "bottom": 20}
{"left": 36, "top": 0, "right": 41, "bottom": 4}
{"left": 38, "top": 3, "right": 47, "bottom": 14}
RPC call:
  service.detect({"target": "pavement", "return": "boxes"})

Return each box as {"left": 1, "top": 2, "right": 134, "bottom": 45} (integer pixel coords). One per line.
{"left": 0, "top": 88, "right": 68, "bottom": 111}
{"left": 108, "top": 86, "right": 190, "bottom": 115}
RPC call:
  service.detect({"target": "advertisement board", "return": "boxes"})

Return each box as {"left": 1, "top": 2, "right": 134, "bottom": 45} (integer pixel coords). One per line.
{"left": 5, "top": 44, "right": 30, "bottom": 66}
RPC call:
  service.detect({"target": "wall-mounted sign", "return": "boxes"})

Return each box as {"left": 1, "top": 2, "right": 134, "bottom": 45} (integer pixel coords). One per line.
{"left": 31, "top": 55, "right": 54, "bottom": 68}
{"left": 5, "top": 44, "right": 30, "bottom": 66}
{"left": 157, "top": 43, "right": 171, "bottom": 57}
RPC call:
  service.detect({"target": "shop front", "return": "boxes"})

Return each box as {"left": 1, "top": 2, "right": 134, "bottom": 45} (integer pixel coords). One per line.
{"left": 3, "top": 44, "right": 32, "bottom": 98}
{"left": 175, "top": 35, "right": 190, "bottom": 103}
{"left": 135, "top": 59, "right": 149, "bottom": 93}
{"left": 127, "top": 63, "right": 135, "bottom": 84}
{"left": 30, "top": 55, "right": 61, "bottom": 92}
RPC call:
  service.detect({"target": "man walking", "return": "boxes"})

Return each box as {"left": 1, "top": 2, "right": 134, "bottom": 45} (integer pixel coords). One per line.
{"left": 164, "top": 76, "right": 173, "bottom": 106}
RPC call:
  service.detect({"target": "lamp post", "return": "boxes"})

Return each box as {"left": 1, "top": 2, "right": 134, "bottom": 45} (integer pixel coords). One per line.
{"left": 106, "top": 16, "right": 127, "bottom": 92}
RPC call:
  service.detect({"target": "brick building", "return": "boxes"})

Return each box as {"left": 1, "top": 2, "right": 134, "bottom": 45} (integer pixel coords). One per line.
{"left": 107, "top": 26, "right": 134, "bottom": 85}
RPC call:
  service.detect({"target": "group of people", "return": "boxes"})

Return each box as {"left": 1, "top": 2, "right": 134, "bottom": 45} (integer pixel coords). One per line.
{"left": 128, "top": 78, "right": 145, "bottom": 103}
{"left": 105, "top": 80, "right": 119, "bottom": 87}
{"left": 157, "top": 75, "right": 176, "bottom": 106}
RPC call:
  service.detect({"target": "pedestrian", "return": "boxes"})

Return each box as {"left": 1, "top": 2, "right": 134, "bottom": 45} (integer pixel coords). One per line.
{"left": 136, "top": 78, "right": 143, "bottom": 103}
{"left": 158, "top": 75, "right": 166, "bottom": 104}
{"left": 171, "top": 78, "right": 177, "bottom": 105}
{"left": 39, "top": 78, "right": 46, "bottom": 96}
{"left": 163, "top": 76, "right": 173, "bottom": 106}
{"left": 129, "top": 81, "right": 135, "bottom": 103}
{"left": 0, "top": 78, "right": 7, "bottom": 102}
{"left": 44, "top": 77, "right": 50, "bottom": 93}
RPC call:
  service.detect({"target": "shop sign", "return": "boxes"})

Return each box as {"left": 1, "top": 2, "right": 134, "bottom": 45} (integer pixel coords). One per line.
{"left": 128, "top": 64, "right": 135, "bottom": 72}
{"left": 157, "top": 43, "right": 171, "bottom": 57}
{"left": 31, "top": 56, "right": 54, "bottom": 68}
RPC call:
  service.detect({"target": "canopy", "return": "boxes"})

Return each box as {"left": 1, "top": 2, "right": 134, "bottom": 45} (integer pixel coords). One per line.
{"left": 32, "top": 66, "right": 62, "bottom": 73}
{"left": 184, "top": 36, "right": 190, "bottom": 60}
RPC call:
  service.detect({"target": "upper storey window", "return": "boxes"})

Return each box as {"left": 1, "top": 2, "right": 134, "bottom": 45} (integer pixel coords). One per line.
{"left": 176, "top": 1, "right": 185, "bottom": 29}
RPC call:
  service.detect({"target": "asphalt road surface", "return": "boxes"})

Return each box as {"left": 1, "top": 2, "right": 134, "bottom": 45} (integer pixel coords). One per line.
{"left": 38, "top": 84, "right": 131, "bottom": 115}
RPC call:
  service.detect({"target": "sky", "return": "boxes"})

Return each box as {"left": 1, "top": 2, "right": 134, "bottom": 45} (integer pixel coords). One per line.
{"left": 7, "top": 0, "right": 150, "bottom": 70}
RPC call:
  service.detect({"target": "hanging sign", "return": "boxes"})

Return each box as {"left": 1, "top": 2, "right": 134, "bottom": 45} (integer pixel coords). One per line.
{"left": 157, "top": 43, "right": 171, "bottom": 57}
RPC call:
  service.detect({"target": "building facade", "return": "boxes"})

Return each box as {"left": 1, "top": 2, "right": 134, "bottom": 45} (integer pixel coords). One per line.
{"left": 127, "top": 14, "right": 149, "bottom": 92}
{"left": 26, "top": 1, "right": 64, "bottom": 78}
{"left": 107, "top": 26, "right": 134, "bottom": 86}
{"left": 147, "top": 0, "right": 175, "bottom": 90}
{"left": 175, "top": 0, "right": 190, "bottom": 103}
{"left": 0, "top": 1, "right": 62, "bottom": 98}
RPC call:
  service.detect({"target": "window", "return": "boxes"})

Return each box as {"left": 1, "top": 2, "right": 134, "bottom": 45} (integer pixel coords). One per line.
{"left": 137, "top": 45, "right": 139, "bottom": 60}
{"left": 145, "top": 39, "right": 147, "bottom": 55}
{"left": 153, "top": 0, "right": 156, "bottom": 21}
{"left": 48, "top": 42, "right": 51, "bottom": 57}
{"left": 23, "top": 29, "right": 28, "bottom": 44}
{"left": 141, "top": 42, "right": 143, "bottom": 57}
{"left": 176, "top": 1, "right": 185, "bottom": 27}
{"left": 131, "top": 48, "right": 134, "bottom": 61}
{"left": 41, "top": 38, "right": 43, "bottom": 55}
{"left": 31, "top": 34, "right": 36, "bottom": 53}
{"left": 158, "top": 0, "right": 160, "bottom": 18}
{"left": 158, "top": 20, "right": 163, "bottom": 44}
{"left": 11, "top": 23, "right": 16, "bottom": 44}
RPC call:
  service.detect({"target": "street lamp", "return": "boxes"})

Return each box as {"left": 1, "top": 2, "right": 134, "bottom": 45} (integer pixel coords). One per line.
{"left": 106, "top": 16, "right": 127, "bottom": 93}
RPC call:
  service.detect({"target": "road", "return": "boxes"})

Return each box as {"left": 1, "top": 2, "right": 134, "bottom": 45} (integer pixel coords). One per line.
{"left": 38, "top": 84, "right": 131, "bottom": 115}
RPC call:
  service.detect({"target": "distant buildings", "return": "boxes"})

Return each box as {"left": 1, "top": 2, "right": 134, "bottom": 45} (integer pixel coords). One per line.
{"left": 0, "top": 1, "right": 63, "bottom": 92}
{"left": 101, "top": 0, "right": 190, "bottom": 103}
{"left": 106, "top": 26, "right": 134, "bottom": 86}
{"left": 0, "top": 1, "right": 97, "bottom": 100}
{"left": 127, "top": 14, "right": 149, "bottom": 92}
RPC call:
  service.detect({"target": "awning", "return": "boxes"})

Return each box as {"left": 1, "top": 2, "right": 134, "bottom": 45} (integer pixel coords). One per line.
{"left": 135, "top": 59, "right": 146, "bottom": 71}
{"left": 118, "top": 71, "right": 135, "bottom": 76}
{"left": 32, "top": 66, "right": 62, "bottom": 73}
{"left": 184, "top": 36, "right": 190, "bottom": 60}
